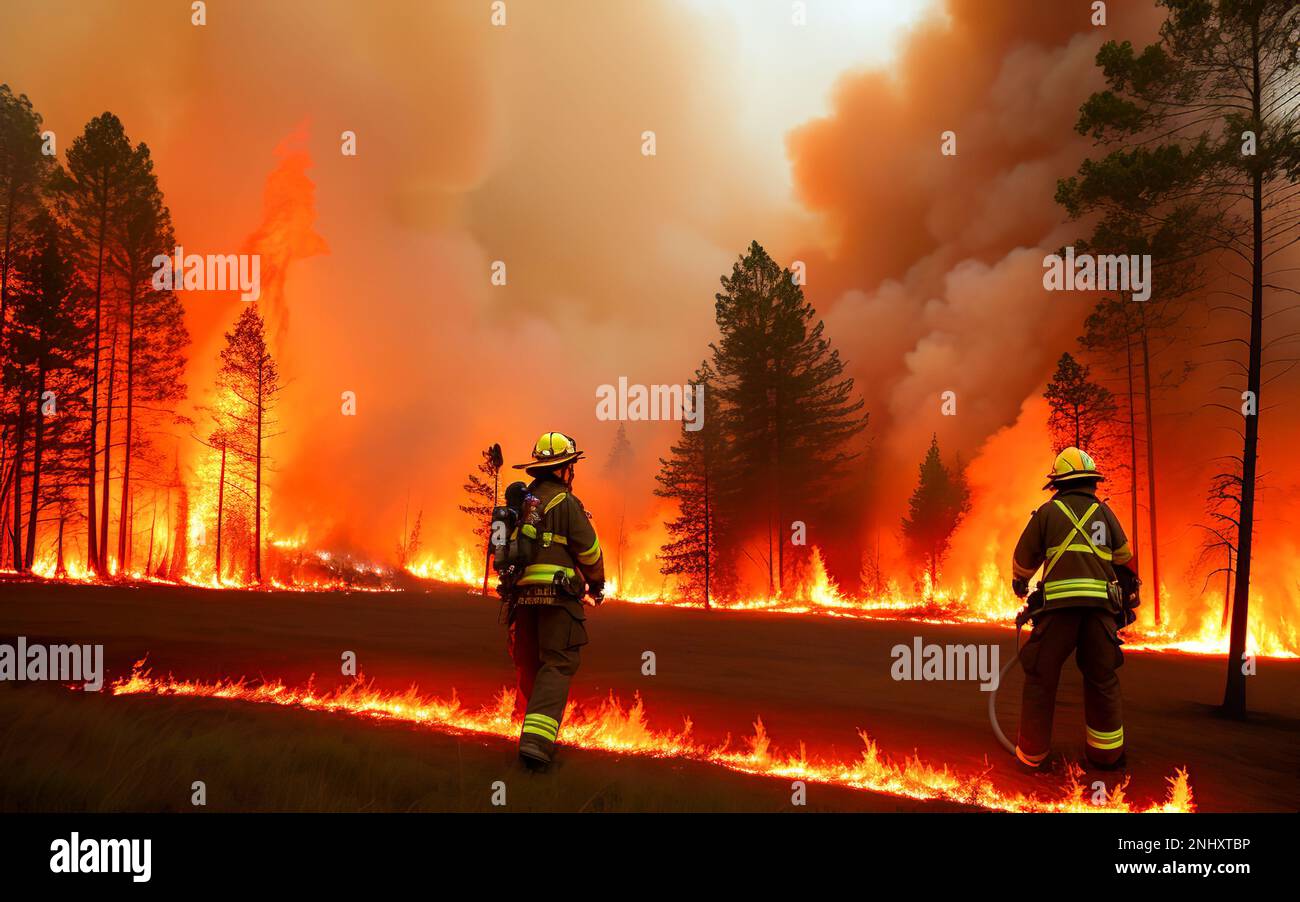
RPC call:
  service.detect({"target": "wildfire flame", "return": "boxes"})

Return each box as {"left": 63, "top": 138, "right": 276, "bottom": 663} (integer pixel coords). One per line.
{"left": 109, "top": 660, "right": 1194, "bottom": 813}
{"left": 16, "top": 538, "right": 1296, "bottom": 658}
{"left": 597, "top": 547, "right": 1298, "bottom": 659}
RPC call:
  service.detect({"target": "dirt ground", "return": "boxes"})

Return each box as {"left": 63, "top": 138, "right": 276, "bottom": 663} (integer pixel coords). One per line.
{"left": 1, "top": 579, "right": 1297, "bottom": 812}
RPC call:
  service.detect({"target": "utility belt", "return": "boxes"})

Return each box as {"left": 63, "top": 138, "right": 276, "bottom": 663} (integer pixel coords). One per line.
{"left": 513, "top": 567, "right": 585, "bottom": 605}
{"left": 1018, "top": 578, "right": 1127, "bottom": 628}
{"left": 514, "top": 586, "right": 565, "bottom": 605}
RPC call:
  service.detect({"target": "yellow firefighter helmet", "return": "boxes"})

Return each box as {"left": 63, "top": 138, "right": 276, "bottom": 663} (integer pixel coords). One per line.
{"left": 1044, "top": 446, "right": 1105, "bottom": 489}
{"left": 513, "top": 431, "right": 585, "bottom": 471}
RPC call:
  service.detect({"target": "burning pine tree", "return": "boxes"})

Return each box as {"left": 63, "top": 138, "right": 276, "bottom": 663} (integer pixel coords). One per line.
{"left": 2, "top": 210, "right": 91, "bottom": 572}
{"left": 901, "top": 435, "right": 970, "bottom": 589}
{"left": 708, "top": 240, "right": 868, "bottom": 597}
{"left": 655, "top": 361, "right": 720, "bottom": 607}
{"left": 205, "top": 306, "right": 280, "bottom": 585}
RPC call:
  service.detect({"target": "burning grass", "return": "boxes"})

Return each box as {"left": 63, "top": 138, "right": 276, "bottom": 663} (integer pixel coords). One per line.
{"left": 12, "top": 544, "right": 1296, "bottom": 660}
{"left": 109, "top": 660, "right": 1194, "bottom": 814}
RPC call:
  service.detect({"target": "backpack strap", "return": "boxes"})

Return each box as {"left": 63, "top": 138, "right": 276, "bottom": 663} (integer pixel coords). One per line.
{"left": 1042, "top": 500, "right": 1109, "bottom": 579}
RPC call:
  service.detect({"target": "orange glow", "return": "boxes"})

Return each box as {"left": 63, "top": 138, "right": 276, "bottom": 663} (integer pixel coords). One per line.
{"left": 110, "top": 661, "right": 1194, "bottom": 813}
{"left": 16, "top": 535, "right": 1295, "bottom": 657}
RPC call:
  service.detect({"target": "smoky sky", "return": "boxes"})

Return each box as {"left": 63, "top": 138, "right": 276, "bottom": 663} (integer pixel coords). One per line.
{"left": 3, "top": 0, "right": 1297, "bottom": 629}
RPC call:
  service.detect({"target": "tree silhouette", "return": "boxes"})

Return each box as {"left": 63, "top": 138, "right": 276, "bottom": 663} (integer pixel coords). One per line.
{"left": 2, "top": 210, "right": 90, "bottom": 570}
{"left": 458, "top": 443, "right": 502, "bottom": 592}
{"left": 901, "top": 435, "right": 970, "bottom": 587}
{"left": 215, "top": 307, "right": 280, "bottom": 583}
{"left": 0, "top": 85, "right": 54, "bottom": 569}
{"left": 709, "top": 240, "right": 867, "bottom": 596}
{"left": 110, "top": 143, "right": 188, "bottom": 573}
{"left": 53, "top": 113, "right": 140, "bottom": 574}
{"left": 655, "top": 361, "right": 720, "bottom": 607}
{"left": 1043, "top": 352, "right": 1117, "bottom": 453}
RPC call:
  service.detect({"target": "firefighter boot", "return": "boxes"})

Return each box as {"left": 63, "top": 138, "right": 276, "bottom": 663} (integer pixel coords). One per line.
{"left": 518, "top": 734, "right": 553, "bottom": 770}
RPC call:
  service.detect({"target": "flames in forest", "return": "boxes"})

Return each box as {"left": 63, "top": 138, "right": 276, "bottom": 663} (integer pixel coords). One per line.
{"left": 3, "top": 2, "right": 1297, "bottom": 666}
{"left": 109, "top": 660, "right": 1194, "bottom": 813}
{"left": 16, "top": 536, "right": 1296, "bottom": 659}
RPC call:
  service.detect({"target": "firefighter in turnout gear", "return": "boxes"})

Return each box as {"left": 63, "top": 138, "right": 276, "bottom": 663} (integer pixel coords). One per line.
{"left": 505, "top": 432, "right": 605, "bottom": 769}
{"left": 1010, "top": 447, "right": 1138, "bottom": 772}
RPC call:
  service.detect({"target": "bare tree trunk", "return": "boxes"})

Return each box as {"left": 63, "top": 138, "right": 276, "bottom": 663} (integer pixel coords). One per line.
{"left": 1223, "top": 28, "right": 1264, "bottom": 719}
{"left": 24, "top": 360, "right": 47, "bottom": 567}
{"left": 117, "top": 281, "right": 138, "bottom": 571}
{"left": 11, "top": 410, "right": 25, "bottom": 571}
{"left": 215, "top": 443, "right": 225, "bottom": 582}
{"left": 481, "top": 471, "right": 496, "bottom": 596}
{"left": 1139, "top": 309, "right": 1161, "bottom": 625}
{"left": 759, "top": 509, "right": 769, "bottom": 600}
{"left": 1124, "top": 312, "right": 1141, "bottom": 585}
{"left": 702, "top": 462, "right": 711, "bottom": 610}
{"left": 98, "top": 307, "right": 120, "bottom": 573}
{"left": 146, "top": 497, "right": 156, "bottom": 575}
{"left": 0, "top": 445, "right": 10, "bottom": 570}
{"left": 87, "top": 170, "right": 111, "bottom": 575}
{"left": 55, "top": 511, "right": 65, "bottom": 576}
{"left": 1220, "top": 545, "right": 1233, "bottom": 632}
{"left": 254, "top": 378, "right": 264, "bottom": 584}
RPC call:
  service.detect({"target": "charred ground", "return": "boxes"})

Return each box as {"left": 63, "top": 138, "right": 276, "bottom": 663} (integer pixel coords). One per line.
{"left": 0, "top": 580, "right": 1296, "bottom": 812}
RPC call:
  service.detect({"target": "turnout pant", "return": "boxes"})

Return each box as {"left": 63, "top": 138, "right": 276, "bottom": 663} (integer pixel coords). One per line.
{"left": 1015, "top": 606, "right": 1125, "bottom": 767}
{"left": 509, "top": 600, "right": 588, "bottom": 754}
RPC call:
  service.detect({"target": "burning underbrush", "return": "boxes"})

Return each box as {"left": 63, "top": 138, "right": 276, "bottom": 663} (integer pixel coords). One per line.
{"left": 605, "top": 549, "right": 1300, "bottom": 660}
{"left": 108, "top": 660, "right": 1194, "bottom": 813}
{"left": 11, "top": 538, "right": 1297, "bottom": 659}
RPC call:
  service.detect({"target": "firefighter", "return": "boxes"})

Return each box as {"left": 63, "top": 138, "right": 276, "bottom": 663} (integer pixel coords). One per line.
{"left": 1010, "top": 447, "right": 1138, "bottom": 772}
{"left": 506, "top": 431, "right": 605, "bottom": 769}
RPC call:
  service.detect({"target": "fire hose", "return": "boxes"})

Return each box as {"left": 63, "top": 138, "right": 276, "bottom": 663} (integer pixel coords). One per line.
{"left": 987, "top": 620, "right": 1026, "bottom": 757}
{"left": 989, "top": 588, "right": 1137, "bottom": 757}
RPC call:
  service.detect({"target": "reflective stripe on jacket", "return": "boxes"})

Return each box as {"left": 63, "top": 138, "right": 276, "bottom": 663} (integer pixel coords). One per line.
{"left": 515, "top": 475, "right": 604, "bottom": 595}
{"left": 1012, "top": 488, "right": 1133, "bottom": 612}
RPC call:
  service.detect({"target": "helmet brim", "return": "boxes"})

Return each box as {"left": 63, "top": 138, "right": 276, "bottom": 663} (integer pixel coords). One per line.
{"left": 513, "top": 451, "right": 585, "bottom": 471}
{"left": 1043, "top": 471, "right": 1105, "bottom": 490}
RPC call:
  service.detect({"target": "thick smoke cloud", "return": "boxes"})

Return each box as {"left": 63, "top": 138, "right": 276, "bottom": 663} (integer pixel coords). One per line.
{"left": 785, "top": 0, "right": 1298, "bottom": 642}
{"left": 0, "top": 0, "right": 791, "bottom": 561}
{"left": 3, "top": 0, "right": 1296, "bottom": 637}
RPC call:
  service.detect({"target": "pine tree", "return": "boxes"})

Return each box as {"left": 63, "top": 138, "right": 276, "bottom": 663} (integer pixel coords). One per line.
{"left": 395, "top": 502, "right": 423, "bottom": 571}
{"left": 52, "top": 113, "right": 139, "bottom": 574}
{"left": 1078, "top": 296, "right": 1190, "bottom": 626}
{"left": 1079, "top": 299, "right": 1143, "bottom": 594}
{"left": 0, "top": 85, "right": 54, "bottom": 569}
{"left": 2, "top": 210, "right": 91, "bottom": 570}
{"left": 901, "top": 435, "right": 970, "bottom": 587}
{"left": 655, "top": 361, "right": 720, "bottom": 607}
{"left": 0, "top": 84, "right": 49, "bottom": 335}
{"left": 458, "top": 444, "right": 502, "bottom": 592}
{"left": 709, "top": 240, "right": 867, "bottom": 595}
{"left": 1043, "top": 352, "right": 1117, "bottom": 453}
{"left": 110, "top": 144, "right": 188, "bottom": 573}
{"left": 215, "top": 307, "right": 280, "bottom": 583}
{"left": 1063, "top": 0, "right": 1300, "bottom": 717}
